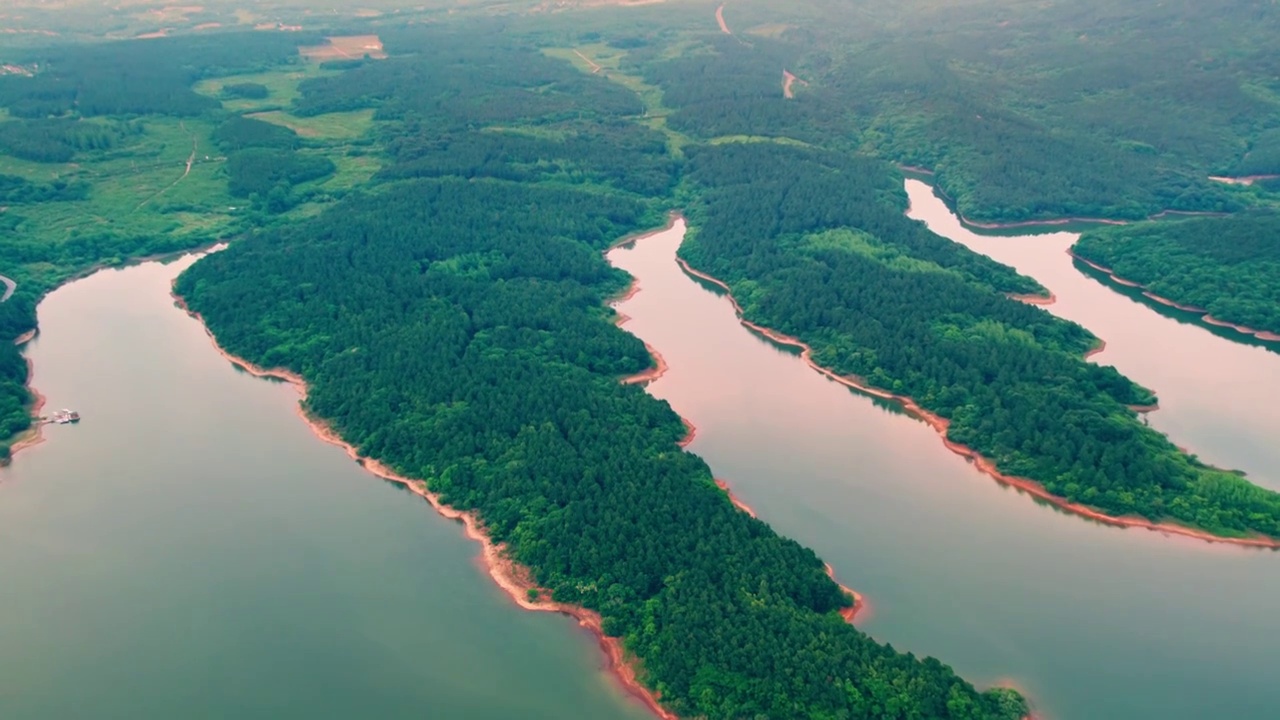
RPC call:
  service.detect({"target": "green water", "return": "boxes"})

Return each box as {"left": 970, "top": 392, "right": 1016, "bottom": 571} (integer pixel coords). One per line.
{"left": 607, "top": 218, "right": 1280, "bottom": 720}
{"left": 0, "top": 255, "right": 655, "bottom": 720}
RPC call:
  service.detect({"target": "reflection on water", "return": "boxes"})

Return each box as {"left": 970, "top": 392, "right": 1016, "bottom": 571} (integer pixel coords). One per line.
{"left": 904, "top": 179, "right": 1280, "bottom": 489}
{"left": 0, "top": 255, "right": 653, "bottom": 720}
{"left": 608, "top": 218, "right": 1280, "bottom": 720}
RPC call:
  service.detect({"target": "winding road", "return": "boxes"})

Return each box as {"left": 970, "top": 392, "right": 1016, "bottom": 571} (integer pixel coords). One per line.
{"left": 1, "top": 274, "right": 14, "bottom": 302}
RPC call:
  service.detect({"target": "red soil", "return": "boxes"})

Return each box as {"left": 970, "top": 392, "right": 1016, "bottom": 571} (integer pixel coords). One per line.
{"left": 1069, "top": 250, "right": 1280, "bottom": 342}
{"left": 1082, "top": 339, "right": 1107, "bottom": 361}
{"left": 782, "top": 69, "right": 809, "bottom": 99}
{"left": 173, "top": 291, "right": 678, "bottom": 720}
{"left": 673, "top": 256, "right": 1280, "bottom": 550}
{"left": 1141, "top": 291, "right": 1206, "bottom": 313}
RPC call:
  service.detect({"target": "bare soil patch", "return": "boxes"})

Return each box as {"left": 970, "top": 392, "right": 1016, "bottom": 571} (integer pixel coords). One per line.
{"left": 299, "top": 34, "right": 387, "bottom": 61}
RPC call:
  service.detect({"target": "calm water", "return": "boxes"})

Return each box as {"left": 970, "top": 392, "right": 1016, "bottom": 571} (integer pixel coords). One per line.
{"left": 0, "top": 255, "right": 654, "bottom": 720}
{"left": 608, "top": 219, "right": 1280, "bottom": 720}
{"left": 905, "top": 179, "right": 1280, "bottom": 489}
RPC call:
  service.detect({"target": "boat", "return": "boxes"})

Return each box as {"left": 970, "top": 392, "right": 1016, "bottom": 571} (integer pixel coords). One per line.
{"left": 51, "top": 409, "right": 80, "bottom": 424}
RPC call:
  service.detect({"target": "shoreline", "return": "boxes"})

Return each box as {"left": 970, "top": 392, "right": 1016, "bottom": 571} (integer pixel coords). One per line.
{"left": 173, "top": 289, "right": 680, "bottom": 720}
{"left": 2, "top": 240, "right": 228, "bottom": 465}
{"left": 904, "top": 170, "right": 1227, "bottom": 230}
{"left": 2, "top": 357, "right": 47, "bottom": 465}
{"left": 673, "top": 255, "right": 1280, "bottom": 550}
{"left": 1068, "top": 250, "right": 1280, "bottom": 342}
{"left": 605, "top": 230, "right": 872, "bottom": 628}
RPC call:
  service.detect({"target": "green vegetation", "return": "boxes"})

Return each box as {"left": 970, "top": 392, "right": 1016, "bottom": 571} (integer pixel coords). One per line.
{"left": 0, "top": 29, "right": 361, "bottom": 457}
{"left": 176, "top": 176, "right": 1026, "bottom": 720}
{"left": 9, "top": 0, "right": 1280, "bottom": 713}
{"left": 1074, "top": 214, "right": 1280, "bottom": 335}
{"left": 222, "top": 82, "right": 271, "bottom": 101}
{"left": 616, "top": 0, "right": 1279, "bottom": 223}
{"left": 172, "top": 24, "right": 1028, "bottom": 719}
{"left": 226, "top": 148, "right": 336, "bottom": 207}
{"left": 678, "top": 142, "right": 1280, "bottom": 539}
{"left": 213, "top": 115, "right": 300, "bottom": 151}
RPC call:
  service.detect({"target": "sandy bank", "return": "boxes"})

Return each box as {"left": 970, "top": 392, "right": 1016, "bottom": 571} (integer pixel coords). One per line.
{"left": 673, "top": 256, "right": 1280, "bottom": 550}
{"left": 1068, "top": 250, "right": 1280, "bottom": 343}
{"left": 173, "top": 290, "right": 678, "bottom": 720}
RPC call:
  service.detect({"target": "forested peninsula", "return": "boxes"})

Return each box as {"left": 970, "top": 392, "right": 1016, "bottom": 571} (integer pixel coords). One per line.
{"left": 8, "top": 1, "right": 1280, "bottom": 716}
{"left": 175, "top": 182, "right": 1026, "bottom": 720}
{"left": 165, "top": 22, "right": 1036, "bottom": 718}
{"left": 1073, "top": 215, "right": 1280, "bottom": 341}
{"left": 676, "top": 142, "right": 1280, "bottom": 542}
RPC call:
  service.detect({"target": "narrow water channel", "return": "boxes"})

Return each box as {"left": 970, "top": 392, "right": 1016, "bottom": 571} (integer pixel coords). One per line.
{"left": 608, "top": 220, "right": 1280, "bottom": 720}
{"left": 0, "top": 255, "right": 654, "bottom": 720}
{"left": 905, "top": 179, "right": 1280, "bottom": 489}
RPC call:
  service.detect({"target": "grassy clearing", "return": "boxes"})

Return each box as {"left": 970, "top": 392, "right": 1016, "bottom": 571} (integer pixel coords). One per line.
{"left": 2, "top": 116, "right": 236, "bottom": 248}
{"left": 246, "top": 109, "right": 376, "bottom": 140}
{"left": 192, "top": 64, "right": 336, "bottom": 113}
{"left": 709, "top": 134, "right": 814, "bottom": 147}
{"left": 299, "top": 35, "right": 388, "bottom": 61}
{"left": 543, "top": 44, "right": 692, "bottom": 155}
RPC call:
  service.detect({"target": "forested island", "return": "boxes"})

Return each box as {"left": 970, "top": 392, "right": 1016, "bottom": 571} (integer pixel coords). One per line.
{"left": 1073, "top": 215, "right": 1280, "bottom": 340}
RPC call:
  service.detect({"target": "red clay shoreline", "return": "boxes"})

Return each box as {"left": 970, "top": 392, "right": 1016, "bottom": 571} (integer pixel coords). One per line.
{"left": 1068, "top": 250, "right": 1280, "bottom": 342}
{"left": 608, "top": 219, "right": 870, "bottom": 623}
{"left": 673, "top": 255, "right": 1280, "bottom": 550}
{"left": 173, "top": 288, "right": 679, "bottom": 720}
{"left": 172, "top": 218, "right": 870, "bottom": 718}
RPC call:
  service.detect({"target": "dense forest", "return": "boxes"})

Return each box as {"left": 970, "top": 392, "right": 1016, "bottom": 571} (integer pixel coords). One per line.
{"left": 7, "top": 2, "right": 1280, "bottom": 714}
{"left": 619, "top": 0, "right": 1278, "bottom": 223}
{"left": 1073, "top": 214, "right": 1280, "bottom": 335}
{"left": 0, "top": 118, "right": 134, "bottom": 163}
{"left": 678, "top": 142, "right": 1280, "bottom": 538}
{"left": 176, "top": 176, "right": 1025, "bottom": 720}
{"left": 0, "top": 33, "right": 315, "bottom": 118}
{"left": 171, "top": 23, "right": 1029, "bottom": 718}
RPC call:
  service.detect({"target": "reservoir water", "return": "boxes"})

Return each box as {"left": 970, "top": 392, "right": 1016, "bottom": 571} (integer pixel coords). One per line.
{"left": 905, "top": 179, "right": 1280, "bottom": 489}
{"left": 607, "top": 218, "right": 1280, "bottom": 720}
{"left": 0, "top": 255, "right": 654, "bottom": 720}
{"left": 6, "top": 195, "right": 1279, "bottom": 720}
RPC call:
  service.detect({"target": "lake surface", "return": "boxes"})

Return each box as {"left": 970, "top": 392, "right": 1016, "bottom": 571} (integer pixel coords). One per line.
{"left": 608, "top": 218, "right": 1280, "bottom": 720}
{"left": 0, "top": 255, "right": 654, "bottom": 720}
{"left": 905, "top": 179, "right": 1280, "bottom": 489}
